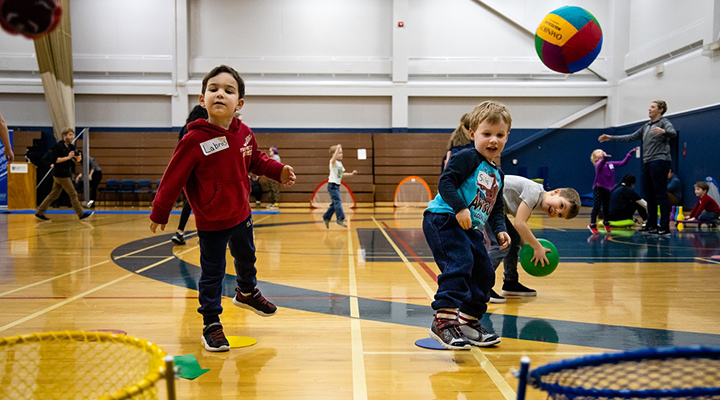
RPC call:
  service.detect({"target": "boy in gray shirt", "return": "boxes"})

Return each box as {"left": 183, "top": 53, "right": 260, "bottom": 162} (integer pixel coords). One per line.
{"left": 487, "top": 175, "right": 581, "bottom": 302}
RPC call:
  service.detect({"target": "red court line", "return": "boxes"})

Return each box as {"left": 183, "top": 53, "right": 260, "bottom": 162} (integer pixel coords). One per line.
{"left": 373, "top": 297, "right": 428, "bottom": 300}
{"left": 0, "top": 297, "right": 68, "bottom": 299}
{"left": 381, "top": 222, "right": 438, "bottom": 283}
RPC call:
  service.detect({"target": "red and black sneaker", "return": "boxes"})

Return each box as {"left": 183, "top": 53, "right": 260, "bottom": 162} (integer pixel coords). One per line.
{"left": 602, "top": 221, "right": 612, "bottom": 233}
{"left": 232, "top": 287, "right": 277, "bottom": 316}
{"left": 201, "top": 322, "right": 229, "bottom": 352}
{"left": 459, "top": 320, "right": 501, "bottom": 347}
{"left": 429, "top": 318, "right": 471, "bottom": 350}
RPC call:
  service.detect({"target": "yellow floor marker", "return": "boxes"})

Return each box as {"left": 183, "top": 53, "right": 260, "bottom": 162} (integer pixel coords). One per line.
{"left": 227, "top": 336, "right": 257, "bottom": 348}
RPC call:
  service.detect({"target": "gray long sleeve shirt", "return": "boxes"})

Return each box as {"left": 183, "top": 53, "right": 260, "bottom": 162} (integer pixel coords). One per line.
{"left": 608, "top": 117, "right": 677, "bottom": 163}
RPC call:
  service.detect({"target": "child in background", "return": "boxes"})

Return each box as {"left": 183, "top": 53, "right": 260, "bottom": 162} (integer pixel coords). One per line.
{"left": 588, "top": 146, "right": 639, "bottom": 234}
{"left": 266, "top": 146, "right": 281, "bottom": 209}
{"left": 150, "top": 65, "right": 296, "bottom": 352}
{"left": 171, "top": 105, "right": 208, "bottom": 245}
{"left": 323, "top": 144, "right": 357, "bottom": 228}
{"left": 687, "top": 182, "right": 720, "bottom": 224}
{"left": 486, "top": 175, "right": 581, "bottom": 302}
{"left": 423, "top": 100, "right": 511, "bottom": 350}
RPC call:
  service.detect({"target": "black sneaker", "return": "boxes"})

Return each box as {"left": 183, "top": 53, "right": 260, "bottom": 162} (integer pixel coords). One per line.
{"left": 654, "top": 228, "right": 671, "bottom": 236}
{"left": 232, "top": 287, "right": 277, "bottom": 316}
{"left": 201, "top": 322, "right": 230, "bottom": 352}
{"left": 638, "top": 225, "right": 657, "bottom": 234}
{"left": 323, "top": 219, "right": 330, "bottom": 229}
{"left": 488, "top": 289, "right": 506, "bottom": 304}
{"left": 459, "top": 320, "right": 501, "bottom": 347}
{"left": 502, "top": 281, "right": 537, "bottom": 297}
{"left": 429, "top": 318, "right": 471, "bottom": 350}
{"left": 171, "top": 232, "right": 186, "bottom": 245}
{"left": 35, "top": 213, "right": 50, "bottom": 221}
{"left": 79, "top": 211, "right": 93, "bottom": 220}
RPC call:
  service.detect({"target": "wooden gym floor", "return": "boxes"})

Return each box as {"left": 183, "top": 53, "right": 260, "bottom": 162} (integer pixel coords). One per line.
{"left": 1, "top": 206, "right": 720, "bottom": 399}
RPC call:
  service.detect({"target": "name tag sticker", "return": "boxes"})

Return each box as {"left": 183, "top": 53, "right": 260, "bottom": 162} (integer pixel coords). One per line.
{"left": 200, "top": 136, "right": 229, "bottom": 156}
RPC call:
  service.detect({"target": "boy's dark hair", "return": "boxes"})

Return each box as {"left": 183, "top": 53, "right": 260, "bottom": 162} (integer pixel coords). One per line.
{"left": 695, "top": 181, "right": 709, "bottom": 192}
{"left": 621, "top": 174, "right": 636, "bottom": 186}
{"left": 653, "top": 100, "right": 667, "bottom": 115}
{"left": 201, "top": 65, "right": 245, "bottom": 99}
{"left": 186, "top": 105, "right": 208, "bottom": 124}
{"left": 558, "top": 188, "right": 581, "bottom": 219}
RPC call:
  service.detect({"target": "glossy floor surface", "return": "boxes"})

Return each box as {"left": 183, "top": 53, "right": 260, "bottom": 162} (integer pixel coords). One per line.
{"left": 1, "top": 207, "right": 720, "bottom": 399}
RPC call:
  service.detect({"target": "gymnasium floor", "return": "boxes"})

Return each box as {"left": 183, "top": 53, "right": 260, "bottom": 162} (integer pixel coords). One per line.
{"left": 1, "top": 206, "right": 720, "bottom": 399}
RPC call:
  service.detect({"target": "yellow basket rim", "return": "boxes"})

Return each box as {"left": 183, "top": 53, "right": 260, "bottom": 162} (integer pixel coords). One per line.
{"left": 0, "top": 330, "right": 168, "bottom": 400}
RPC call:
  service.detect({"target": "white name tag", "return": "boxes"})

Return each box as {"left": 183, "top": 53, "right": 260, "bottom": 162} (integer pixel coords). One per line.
{"left": 477, "top": 171, "right": 493, "bottom": 188}
{"left": 200, "top": 136, "right": 229, "bottom": 156}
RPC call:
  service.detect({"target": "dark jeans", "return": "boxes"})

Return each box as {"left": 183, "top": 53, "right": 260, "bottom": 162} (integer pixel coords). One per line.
{"left": 177, "top": 200, "right": 193, "bottom": 232}
{"left": 487, "top": 215, "right": 522, "bottom": 283}
{"left": 196, "top": 215, "right": 257, "bottom": 325}
{"left": 642, "top": 160, "right": 671, "bottom": 230}
{"left": 250, "top": 180, "right": 262, "bottom": 202}
{"left": 699, "top": 211, "right": 720, "bottom": 222}
{"left": 608, "top": 203, "right": 648, "bottom": 222}
{"left": 323, "top": 182, "right": 345, "bottom": 222}
{"left": 423, "top": 212, "right": 493, "bottom": 318}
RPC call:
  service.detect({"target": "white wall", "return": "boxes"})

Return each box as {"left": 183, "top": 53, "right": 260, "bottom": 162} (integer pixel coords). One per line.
{"left": 0, "top": 0, "right": 718, "bottom": 130}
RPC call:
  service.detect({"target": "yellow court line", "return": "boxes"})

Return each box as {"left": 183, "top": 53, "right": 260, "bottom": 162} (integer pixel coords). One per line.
{"left": 347, "top": 220, "right": 368, "bottom": 400}
{"left": 370, "top": 216, "right": 434, "bottom": 299}
{"left": 470, "top": 347, "right": 518, "bottom": 400}
{"left": 364, "top": 351, "right": 601, "bottom": 356}
{"left": 0, "top": 260, "right": 110, "bottom": 298}
{"left": 0, "top": 254, "right": 176, "bottom": 334}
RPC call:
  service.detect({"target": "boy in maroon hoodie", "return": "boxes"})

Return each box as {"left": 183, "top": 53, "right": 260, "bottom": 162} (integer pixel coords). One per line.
{"left": 150, "top": 65, "right": 296, "bottom": 351}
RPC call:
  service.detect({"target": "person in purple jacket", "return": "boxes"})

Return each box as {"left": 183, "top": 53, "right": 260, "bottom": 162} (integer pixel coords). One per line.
{"left": 588, "top": 146, "right": 639, "bottom": 234}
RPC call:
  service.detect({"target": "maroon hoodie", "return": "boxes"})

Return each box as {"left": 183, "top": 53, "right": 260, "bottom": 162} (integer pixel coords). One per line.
{"left": 151, "top": 118, "right": 284, "bottom": 231}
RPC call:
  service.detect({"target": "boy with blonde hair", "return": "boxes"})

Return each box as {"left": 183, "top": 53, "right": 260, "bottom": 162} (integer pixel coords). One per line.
{"left": 150, "top": 65, "right": 296, "bottom": 351}
{"left": 486, "top": 175, "right": 581, "bottom": 302}
{"left": 423, "top": 100, "right": 511, "bottom": 350}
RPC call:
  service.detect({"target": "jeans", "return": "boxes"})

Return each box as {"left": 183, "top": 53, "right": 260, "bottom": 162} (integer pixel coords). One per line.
{"left": 486, "top": 215, "right": 521, "bottom": 283}
{"left": 423, "top": 212, "right": 493, "bottom": 318}
{"left": 698, "top": 211, "right": 720, "bottom": 222}
{"left": 323, "top": 182, "right": 345, "bottom": 222}
{"left": 196, "top": 215, "right": 257, "bottom": 325}
{"left": 642, "top": 160, "right": 671, "bottom": 230}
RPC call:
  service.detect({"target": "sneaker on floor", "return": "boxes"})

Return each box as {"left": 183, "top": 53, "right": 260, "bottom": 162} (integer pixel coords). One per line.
{"left": 602, "top": 222, "right": 611, "bottom": 233}
{"left": 502, "top": 281, "right": 537, "bottom": 297}
{"left": 79, "top": 211, "right": 93, "bottom": 220}
{"left": 86, "top": 200, "right": 95, "bottom": 208}
{"left": 171, "top": 232, "right": 186, "bottom": 245}
{"left": 638, "top": 225, "right": 657, "bottom": 234}
{"left": 488, "top": 289, "right": 506, "bottom": 304}
{"left": 323, "top": 219, "right": 330, "bottom": 229}
{"left": 232, "top": 287, "right": 277, "bottom": 316}
{"left": 459, "top": 320, "right": 501, "bottom": 347}
{"left": 201, "top": 322, "right": 230, "bottom": 352}
{"left": 35, "top": 213, "right": 50, "bottom": 221}
{"left": 587, "top": 224, "right": 599, "bottom": 235}
{"left": 429, "top": 318, "right": 471, "bottom": 350}
{"left": 654, "top": 228, "right": 671, "bottom": 236}
{"left": 337, "top": 220, "right": 348, "bottom": 227}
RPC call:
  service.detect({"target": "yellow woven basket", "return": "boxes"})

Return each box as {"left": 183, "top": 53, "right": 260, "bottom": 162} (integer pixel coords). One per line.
{"left": 0, "top": 331, "right": 173, "bottom": 400}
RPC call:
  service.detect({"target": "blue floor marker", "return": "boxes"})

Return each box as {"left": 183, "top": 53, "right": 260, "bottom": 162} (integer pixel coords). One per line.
{"left": 415, "top": 337, "right": 448, "bottom": 350}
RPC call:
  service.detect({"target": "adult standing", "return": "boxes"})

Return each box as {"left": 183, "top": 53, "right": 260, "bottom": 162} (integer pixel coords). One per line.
{"left": 598, "top": 100, "right": 677, "bottom": 235}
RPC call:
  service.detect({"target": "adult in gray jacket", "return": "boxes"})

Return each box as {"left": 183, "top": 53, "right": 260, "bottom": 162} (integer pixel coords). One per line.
{"left": 598, "top": 100, "right": 677, "bottom": 235}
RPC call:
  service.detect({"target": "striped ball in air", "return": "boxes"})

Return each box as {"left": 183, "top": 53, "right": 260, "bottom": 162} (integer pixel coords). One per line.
{"left": 535, "top": 6, "right": 602, "bottom": 74}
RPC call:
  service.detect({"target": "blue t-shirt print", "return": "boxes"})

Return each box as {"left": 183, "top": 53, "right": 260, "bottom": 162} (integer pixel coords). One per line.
{"left": 469, "top": 165, "right": 501, "bottom": 226}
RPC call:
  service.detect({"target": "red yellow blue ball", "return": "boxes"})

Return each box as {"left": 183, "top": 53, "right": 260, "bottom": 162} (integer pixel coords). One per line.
{"left": 535, "top": 6, "right": 603, "bottom": 74}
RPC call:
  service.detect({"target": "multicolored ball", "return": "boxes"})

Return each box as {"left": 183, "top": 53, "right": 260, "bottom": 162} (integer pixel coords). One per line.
{"left": 0, "top": 0, "right": 62, "bottom": 39}
{"left": 535, "top": 6, "right": 602, "bottom": 74}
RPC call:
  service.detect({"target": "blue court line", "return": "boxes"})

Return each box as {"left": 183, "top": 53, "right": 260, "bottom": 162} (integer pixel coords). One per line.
{"left": 108, "top": 226, "right": 720, "bottom": 352}
{"left": 3, "top": 209, "right": 280, "bottom": 215}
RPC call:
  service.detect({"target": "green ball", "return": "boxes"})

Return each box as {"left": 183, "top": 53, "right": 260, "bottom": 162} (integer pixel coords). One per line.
{"left": 519, "top": 239, "right": 559, "bottom": 277}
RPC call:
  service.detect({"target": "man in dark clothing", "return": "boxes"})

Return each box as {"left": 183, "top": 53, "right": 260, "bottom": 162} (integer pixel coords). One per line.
{"left": 608, "top": 174, "right": 648, "bottom": 223}
{"left": 667, "top": 169, "right": 683, "bottom": 206}
{"left": 36, "top": 128, "right": 93, "bottom": 221}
